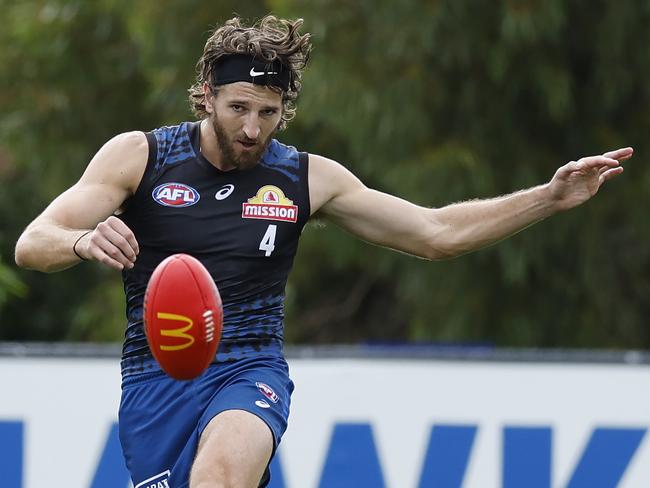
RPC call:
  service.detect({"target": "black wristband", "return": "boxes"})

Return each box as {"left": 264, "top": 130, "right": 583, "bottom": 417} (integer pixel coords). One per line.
{"left": 73, "top": 230, "right": 92, "bottom": 261}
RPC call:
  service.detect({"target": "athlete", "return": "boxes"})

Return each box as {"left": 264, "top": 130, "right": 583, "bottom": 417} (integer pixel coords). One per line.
{"left": 14, "top": 15, "right": 632, "bottom": 488}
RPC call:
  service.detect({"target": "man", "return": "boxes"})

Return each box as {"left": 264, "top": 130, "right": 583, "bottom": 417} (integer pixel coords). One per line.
{"left": 14, "top": 14, "right": 632, "bottom": 488}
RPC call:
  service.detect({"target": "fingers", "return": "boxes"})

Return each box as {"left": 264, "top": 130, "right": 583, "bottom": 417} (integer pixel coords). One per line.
{"left": 555, "top": 157, "right": 614, "bottom": 180}
{"left": 87, "top": 216, "right": 139, "bottom": 270}
{"left": 602, "top": 147, "right": 634, "bottom": 162}
{"left": 553, "top": 154, "right": 622, "bottom": 190}
{"left": 599, "top": 166, "right": 624, "bottom": 185}
{"left": 575, "top": 155, "right": 620, "bottom": 170}
{"left": 562, "top": 147, "right": 632, "bottom": 177}
{"left": 564, "top": 147, "right": 633, "bottom": 173}
{"left": 106, "top": 216, "right": 139, "bottom": 257}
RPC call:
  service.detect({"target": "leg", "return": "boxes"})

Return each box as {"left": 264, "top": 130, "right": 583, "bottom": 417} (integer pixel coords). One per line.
{"left": 190, "top": 409, "right": 274, "bottom": 488}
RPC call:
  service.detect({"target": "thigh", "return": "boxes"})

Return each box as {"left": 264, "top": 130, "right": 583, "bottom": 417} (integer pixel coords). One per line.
{"left": 193, "top": 357, "right": 294, "bottom": 487}
{"left": 190, "top": 410, "right": 273, "bottom": 488}
{"left": 197, "top": 357, "right": 294, "bottom": 449}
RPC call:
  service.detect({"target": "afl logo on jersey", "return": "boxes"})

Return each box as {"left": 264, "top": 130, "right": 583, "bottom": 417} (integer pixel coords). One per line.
{"left": 242, "top": 185, "right": 298, "bottom": 223}
{"left": 152, "top": 183, "right": 200, "bottom": 207}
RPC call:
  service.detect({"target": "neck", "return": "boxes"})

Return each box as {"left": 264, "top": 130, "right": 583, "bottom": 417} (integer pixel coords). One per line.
{"left": 199, "top": 119, "right": 233, "bottom": 171}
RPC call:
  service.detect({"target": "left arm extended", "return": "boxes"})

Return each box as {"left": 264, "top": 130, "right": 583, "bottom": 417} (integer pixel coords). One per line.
{"left": 309, "top": 147, "right": 633, "bottom": 260}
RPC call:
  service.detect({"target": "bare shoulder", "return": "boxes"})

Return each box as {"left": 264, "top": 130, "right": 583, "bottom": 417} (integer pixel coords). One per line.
{"left": 108, "top": 130, "right": 148, "bottom": 153}
{"left": 92, "top": 131, "right": 148, "bottom": 161}
{"left": 308, "top": 153, "right": 365, "bottom": 216}
{"left": 79, "top": 131, "right": 149, "bottom": 195}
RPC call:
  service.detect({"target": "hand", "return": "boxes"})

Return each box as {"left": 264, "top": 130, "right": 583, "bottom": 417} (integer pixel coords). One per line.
{"left": 548, "top": 147, "right": 633, "bottom": 211}
{"left": 80, "top": 216, "right": 139, "bottom": 270}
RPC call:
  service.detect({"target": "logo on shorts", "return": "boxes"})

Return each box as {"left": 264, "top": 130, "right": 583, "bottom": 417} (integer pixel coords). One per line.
{"left": 256, "top": 382, "right": 279, "bottom": 403}
{"left": 242, "top": 185, "right": 298, "bottom": 223}
{"left": 152, "top": 182, "right": 200, "bottom": 207}
{"left": 255, "top": 400, "right": 271, "bottom": 409}
{"left": 135, "top": 469, "right": 170, "bottom": 488}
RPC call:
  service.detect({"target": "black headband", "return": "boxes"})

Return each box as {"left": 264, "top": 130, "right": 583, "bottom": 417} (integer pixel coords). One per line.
{"left": 211, "top": 54, "right": 291, "bottom": 91}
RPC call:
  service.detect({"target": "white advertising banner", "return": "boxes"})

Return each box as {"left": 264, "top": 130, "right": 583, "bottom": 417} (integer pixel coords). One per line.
{"left": 1, "top": 356, "right": 649, "bottom": 488}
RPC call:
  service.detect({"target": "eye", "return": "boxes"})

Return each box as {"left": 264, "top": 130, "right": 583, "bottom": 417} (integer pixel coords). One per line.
{"left": 261, "top": 109, "right": 278, "bottom": 117}
{"left": 231, "top": 104, "right": 244, "bottom": 112}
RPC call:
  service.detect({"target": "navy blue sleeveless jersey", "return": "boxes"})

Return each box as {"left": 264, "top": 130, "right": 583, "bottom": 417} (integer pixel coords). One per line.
{"left": 118, "top": 121, "right": 310, "bottom": 376}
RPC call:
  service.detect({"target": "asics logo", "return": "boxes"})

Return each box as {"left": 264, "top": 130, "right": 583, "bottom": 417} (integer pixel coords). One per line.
{"left": 215, "top": 184, "right": 235, "bottom": 201}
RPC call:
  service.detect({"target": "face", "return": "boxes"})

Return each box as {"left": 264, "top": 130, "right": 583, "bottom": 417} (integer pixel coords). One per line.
{"left": 205, "top": 82, "right": 283, "bottom": 170}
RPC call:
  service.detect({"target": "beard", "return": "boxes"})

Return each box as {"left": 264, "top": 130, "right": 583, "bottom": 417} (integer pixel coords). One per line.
{"left": 210, "top": 113, "right": 275, "bottom": 170}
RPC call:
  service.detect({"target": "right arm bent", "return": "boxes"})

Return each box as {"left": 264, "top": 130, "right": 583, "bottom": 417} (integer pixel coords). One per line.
{"left": 14, "top": 131, "right": 148, "bottom": 272}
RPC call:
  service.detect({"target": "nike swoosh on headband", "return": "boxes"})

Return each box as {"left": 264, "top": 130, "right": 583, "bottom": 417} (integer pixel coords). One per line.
{"left": 212, "top": 54, "right": 290, "bottom": 90}
{"left": 250, "top": 67, "right": 278, "bottom": 77}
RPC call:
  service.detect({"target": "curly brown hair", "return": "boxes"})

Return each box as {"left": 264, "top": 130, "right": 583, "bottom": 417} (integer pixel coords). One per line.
{"left": 188, "top": 15, "right": 312, "bottom": 130}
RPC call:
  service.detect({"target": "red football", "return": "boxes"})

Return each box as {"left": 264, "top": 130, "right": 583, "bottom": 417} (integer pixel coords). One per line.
{"left": 144, "top": 253, "right": 223, "bottom": 380}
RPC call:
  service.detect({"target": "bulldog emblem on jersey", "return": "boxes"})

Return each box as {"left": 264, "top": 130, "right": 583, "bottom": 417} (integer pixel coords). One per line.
{"left": 242, "top": 185, "right": 298, "bottom": 223}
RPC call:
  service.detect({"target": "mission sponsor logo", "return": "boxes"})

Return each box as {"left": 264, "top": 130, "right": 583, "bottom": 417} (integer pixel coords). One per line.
{"left": 152, "top": 182, "right": 200, "bottom": 207}
{"left": 242, "top": 185, "right": 298, "bottom": 223}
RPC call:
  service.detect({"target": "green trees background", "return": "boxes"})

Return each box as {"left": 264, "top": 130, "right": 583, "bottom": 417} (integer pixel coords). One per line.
{"left": 1, "top": 0, "right": 649, "bottom": 348}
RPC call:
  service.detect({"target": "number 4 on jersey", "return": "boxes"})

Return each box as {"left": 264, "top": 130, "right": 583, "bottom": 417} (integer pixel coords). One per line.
{"left": 259, "top": 225, "right": 277, "bottom": 256}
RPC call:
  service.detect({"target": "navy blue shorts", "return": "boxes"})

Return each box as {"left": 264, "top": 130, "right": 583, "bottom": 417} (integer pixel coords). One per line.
{"left": 118, "top": 356, "right": 293, "bottom": 488}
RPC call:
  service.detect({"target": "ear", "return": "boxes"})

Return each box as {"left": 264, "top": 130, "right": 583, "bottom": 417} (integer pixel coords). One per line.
{"left": 203, "top": 83, "right": 215, "bottom": 114}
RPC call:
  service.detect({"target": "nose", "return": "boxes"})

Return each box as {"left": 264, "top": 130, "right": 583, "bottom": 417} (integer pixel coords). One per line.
{"left": 242, "top": 114, "right": 261, "bottom": 140}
